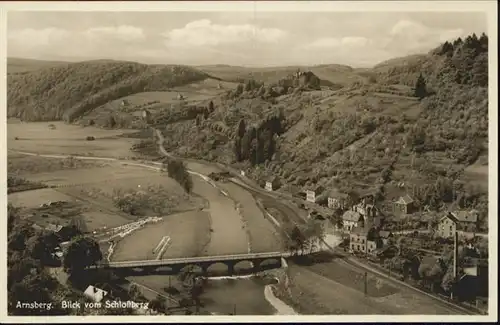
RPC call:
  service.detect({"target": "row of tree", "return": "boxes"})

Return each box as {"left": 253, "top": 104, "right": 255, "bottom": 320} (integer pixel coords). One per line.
{"left": 233, "top": 113, "right": 284, "bottom": 165}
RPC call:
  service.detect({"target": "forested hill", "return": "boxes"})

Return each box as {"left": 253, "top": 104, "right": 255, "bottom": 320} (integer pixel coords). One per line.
{"left": 7, "top": 60, "right": 213, "bottom": 122}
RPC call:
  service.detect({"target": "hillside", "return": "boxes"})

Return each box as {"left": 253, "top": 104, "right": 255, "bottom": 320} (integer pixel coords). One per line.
{"left": 150, "top": 33, "right": 489, "bottom": 230}
{"left": 7, "top": 60, "right": 213, "bottom": 122}
{"left": 7, "top": 57, "right": 69, "bottom": 74}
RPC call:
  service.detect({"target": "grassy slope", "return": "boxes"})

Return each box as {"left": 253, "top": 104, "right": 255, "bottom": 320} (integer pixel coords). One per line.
{"left": 7, "top": 59, "right": 213, "bottom": 122}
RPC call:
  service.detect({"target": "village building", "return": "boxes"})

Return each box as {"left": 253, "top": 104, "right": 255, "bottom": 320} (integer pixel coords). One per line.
{"left": 46, "top": 223, "right": 63, "bottom": 233}
{"left": 141, "top": 109, "right": 151, "bottom": 123}
{"left": 305, "top": 185, "right": 324, "bottom": 203}
{"left": 83, "top": 285, "right": 109, "bottom": 303}
{"left": 349, "top": 227, "right": 378, "bottom": 254}
{"left": 353, "top": 201, "right": 382, "bottom": 228}
{"left": 341, "top": 210, "right": 364, "bottom": 232}
{"left": 308, "top": 210, "right": 326, "bottom": 221}
{"left": 393, "top": 195, "right": 416, "bottom": 215}
{"left": 437, "top": 212, "right": 458, "bottom": 238}
{"left": 177, "top": 92, "right": 184, "bottom": 100}
{"left": 120, "top": 99, "right": 129, "bottom": 107}
{"left": 327, "top": 190, "right": 349, "bottom": 210}
{"left": 265, "top": 177, "right": 280, "bottom": 192}
{"left": 240, "top": 170, "right": 245, "bottom": 177}
{"left": 451, "top": 210, "right": 479, "bottom": 232}
{"left": 379, "top": 231, "right": 394, "bottom": 246}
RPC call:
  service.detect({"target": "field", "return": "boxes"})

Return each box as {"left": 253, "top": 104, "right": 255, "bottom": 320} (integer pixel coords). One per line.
{"left": 284, "top": 262, "right": 460, "bottom": 314}
{"left": 8, "top": 188, "right": 78, "bottom": 209}
{"left": 8, "top": 120, "right": 139, "bottom": 158}
{"left": 8, "top": 148, "right": 206, "bottom": 234}
{"left": 8, "top": 152, "right": 109, "bottom": 176}
{"left": 112, "top": 210, "right": 211, "bottom": 261}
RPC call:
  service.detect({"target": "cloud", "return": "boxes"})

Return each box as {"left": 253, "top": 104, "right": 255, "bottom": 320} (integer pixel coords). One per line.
{"left": 307, "top": 36, "right": 370, "bottom": 49}
{"left": 8, "top": 27, "right": 70, "bottom": 48}
{"left": 388, "top": 19, "right": 465, "bottom": 51}
{"left": 163, "top": 19, "right": 287, "bottom": 47}
{"left": 83, "top": 25, "right": 145, "bottom": 42}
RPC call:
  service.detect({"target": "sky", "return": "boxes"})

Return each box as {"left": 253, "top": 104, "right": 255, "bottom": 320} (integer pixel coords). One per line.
{"left": 7, "top": 10, "right": 487, "bottom": 68}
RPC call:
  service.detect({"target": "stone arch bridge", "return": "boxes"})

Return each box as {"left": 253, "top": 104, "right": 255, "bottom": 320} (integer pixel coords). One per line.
{"left": 98, "top": 251, "right": 294, "bottom": 276}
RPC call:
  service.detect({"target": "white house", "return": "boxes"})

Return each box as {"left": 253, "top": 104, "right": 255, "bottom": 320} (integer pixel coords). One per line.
{"left": 83, "top": 285, "right": 109, "bottom": 303}
{"left": 327, "top": 190, "right": 349, "bottom": 210}
{"left": 240, "top": 170, "right": 246, "bottom": 177}
{"left": 265, "top": 177, "right": 280, "bottom": 191}
{"left": 341, "top": 210, "right": 363, "bottom": 232}
{"left": 306, "top": 186, "right": 324, "bottom": 203}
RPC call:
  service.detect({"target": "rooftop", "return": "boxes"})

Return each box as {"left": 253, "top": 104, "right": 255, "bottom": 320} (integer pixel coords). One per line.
{"left": 440, "top": 212, "right": 459, "bottom": 224}
{"left": 396, "top": 195, "right": 414, "bottom": 205}
{"left": 328, "top": 189, "right": 349, "bottom": 199}
{"left": 351, "top": 226, "right": 370, "bottom": 236}
{"left": 451, "top": 210, "right": 479, "bottom": 223}
{"left": 379, "top": 231, "right": 393, "bottom": 238}
{"left": 342, "top": 210, "right": 362, "bottom": 222}
{"left": 306, "top": 185, "right": 325, "bottom": 194}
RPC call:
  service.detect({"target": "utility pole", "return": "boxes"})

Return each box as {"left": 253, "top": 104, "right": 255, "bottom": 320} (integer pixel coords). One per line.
{"left": 233, "top": 304, "right": 236, "bottom": 315}
{"left": 363, "top": 272, "right": 368, "bottom": 296}
{"left": 451, "top": 229, "right": 458, "bottom": 300}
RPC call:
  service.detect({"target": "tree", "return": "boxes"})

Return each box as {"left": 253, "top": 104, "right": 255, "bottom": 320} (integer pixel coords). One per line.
{"left": 63, "top": 236, "right": 102, "bottom": 274}
{"left": 302, "top": 218, "right": 326, "bottom": 254}
{"left": 233, "top": 138, "right": 242, "bottom": 161}
{"left": 208, "top": 101, "right": 215, "bottom": 113}
{"left": 107, "top": 115, "right": 116, "bottom": 128}
{"left": 237, "top": 119, "right": 246, "bottom": 138}
{"left": 150, "top": 294, "right": 168, "bottom": 314}
{"left": 471, "top": 52, "right": 488, "bottom": 87}
{"left": 7, "top": 203, "right": 19, "bottom": 233}
{"left": 26, "top": 234, "right": 58, "bottom": 266}
{"left": 285, "top": 225, "right": 306, "bottom": 255}
{"left": 414, "top": 73, "right": 427, "bottom": 100}
{"left": 165, "top": 159, "right": 193, "bottom": 193}
{"left": 128, "top": 284, "right": 142, "bottom": 301}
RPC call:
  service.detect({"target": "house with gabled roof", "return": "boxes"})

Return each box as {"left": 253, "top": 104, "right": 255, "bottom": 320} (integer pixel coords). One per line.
{"left": 393, "top": 194, "right": 416, "bottom": 215}
{"left": 306, "top": 185, "right": 324, "bottom": 203}
{"left": 83, "top": 285, "right": 109, "bottom": 303}
{"left": 451, "top": 209, "right": 479, "bottom": 232}
{"left": 265, "top": 176, "right": 281, "bottom": 192}
{"left": 342, "top": 210, "right": 364, "bottom": 232}
{"left": 437, "top": 212, "right": 458, "bottom": 238}
{"left": 349, "top": 226, "right": 378, "bottom": 254}
{"left": 327, "top": 189, "right": 349, "bottom": 210}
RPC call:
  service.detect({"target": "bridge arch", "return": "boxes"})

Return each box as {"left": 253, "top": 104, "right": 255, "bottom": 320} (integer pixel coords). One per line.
{"left": 205, "top": 262, "right": 230, "bottom": 276}
{"left": 233, "top": 259, "right": 255, "bottom": 275}
{"left": 179, "top": 264, "right": 205, "bottom": 276}
{"left": 256, "top": 257, "right": 282, "bottom": 271}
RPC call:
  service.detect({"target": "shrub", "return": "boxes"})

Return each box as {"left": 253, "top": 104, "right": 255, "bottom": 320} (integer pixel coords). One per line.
{"left": 164, "top": 159, "right": 193, "bottom": 193}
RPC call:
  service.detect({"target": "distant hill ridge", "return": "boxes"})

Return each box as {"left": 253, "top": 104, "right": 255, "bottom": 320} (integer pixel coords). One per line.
{"left": 7, "top": 60, "right": 214, "bottom": 122}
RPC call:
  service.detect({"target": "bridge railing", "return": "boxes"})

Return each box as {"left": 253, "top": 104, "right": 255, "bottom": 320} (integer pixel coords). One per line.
{"left": 102, "top": 251, "right": 294, "bottom": 268}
